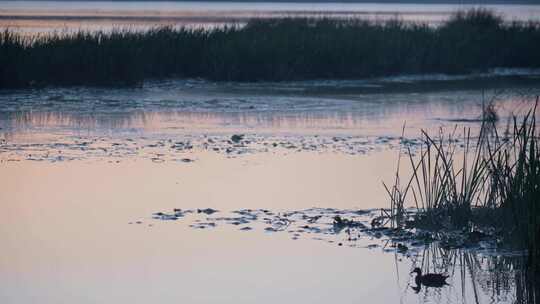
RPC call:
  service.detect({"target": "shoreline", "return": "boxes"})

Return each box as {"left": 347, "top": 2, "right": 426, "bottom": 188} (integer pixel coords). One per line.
{"left": 2, "top": 10, "right": 540, "bottom": 88}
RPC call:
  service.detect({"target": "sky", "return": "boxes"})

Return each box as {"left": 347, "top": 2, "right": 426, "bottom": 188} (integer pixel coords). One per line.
{"left": 4, "top": 0, "right": 538, "bottom": 3}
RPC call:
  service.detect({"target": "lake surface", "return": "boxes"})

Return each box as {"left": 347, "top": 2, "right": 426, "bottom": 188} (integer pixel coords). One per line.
{"left": 2, "top": 1, "right": 540, "bottom": 302}
{"left": 1, "top": 1, "right": 540, "bottom": 33}
{"left": 1, "top": 72, "right": 539, "bottom": 303}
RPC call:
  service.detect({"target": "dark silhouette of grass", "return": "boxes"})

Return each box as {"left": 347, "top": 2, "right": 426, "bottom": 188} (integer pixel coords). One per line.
{"left": 1, "top": 8, "right": 540, "bottom": 88}
{"left": 384, "top": 98, "right": 539, "bottom": 297}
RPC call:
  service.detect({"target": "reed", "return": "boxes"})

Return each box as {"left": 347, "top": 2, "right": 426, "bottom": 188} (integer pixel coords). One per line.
{"left": 486, "top": 100, "right": 540, "bottom": 279}
{"left": 2, "top": 9, "right": 540, "bottom": 88}
{"left": 385, "top": 98, "right": 539, "bottom": 291}
{"left": 401, "top": 125, "right": 492, "bottom": 229}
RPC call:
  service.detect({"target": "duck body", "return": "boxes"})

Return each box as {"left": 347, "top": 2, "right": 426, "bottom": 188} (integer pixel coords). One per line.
{"left": 411, "top": 268, "right": 449, "bottom": 288}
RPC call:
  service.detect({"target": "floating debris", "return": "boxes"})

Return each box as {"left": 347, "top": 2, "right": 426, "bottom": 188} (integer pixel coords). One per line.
{"left": 230, "top": 134, "right": 244, "bottom": 143}
{"left": 142, "top": 207, "right": 508, "bottom": 258}
{"left": 190, "top": 222, "right": 216, "bottom": 229}
{"left": 0, "top": 133, "right": 426, "bottom": 163}
{"left": 397, "top": 243, "right": 409, "bottom": 253}
{"left": 197, "top": 208, "right": 218, "bottom": 215}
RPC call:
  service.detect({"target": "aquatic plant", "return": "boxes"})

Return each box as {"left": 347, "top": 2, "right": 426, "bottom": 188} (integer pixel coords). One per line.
{"left": 2, "top": 9, "right": 540, "bottom": 88}
{"left": 385, "top": 98, "right": 540, "bottom": 299}
{"left": 383, "top": 125, "right": 412, "bottom": 228}
{"left": 486, "top": 100, "right": 540, "bottom": 297}
{"left": 481, "top": 91, "right": 500, "bottom": 123}
{"left": 482, "top": 102, "right": 499, "bottom": 123}
{"left": 384, "top": 122, "right": 492, "bottom": 230}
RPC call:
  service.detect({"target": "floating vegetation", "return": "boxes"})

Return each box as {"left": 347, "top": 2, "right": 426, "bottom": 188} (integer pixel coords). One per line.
{"left": 142, "top": 207, "right": 508, "bottom": 255}
{"left": 0, "top": 133, "right": 420, "bottom": 162}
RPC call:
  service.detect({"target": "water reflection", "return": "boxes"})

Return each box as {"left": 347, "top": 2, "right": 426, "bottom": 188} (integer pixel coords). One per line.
{"left": 1, "top": 110, "right": 396, "bottom": 136}
{"left": 0, "top": 88, "right": 537, "bottom": 140}
{"left": 1, "top": 81, "right": 539, "bottom": 303}
{"left": 397, "top": 243, "right": 532, "bottom": 304}
{"left": 138, "top": 204, "right": 537, "bottom": 304}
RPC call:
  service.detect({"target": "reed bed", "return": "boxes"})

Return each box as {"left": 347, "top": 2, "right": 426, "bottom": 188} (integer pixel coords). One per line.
{"left": 2, "top": 9, "right": 540, "bottom": 88}
{"left": 385, "top": 99, "right": 540, "bottom": 298}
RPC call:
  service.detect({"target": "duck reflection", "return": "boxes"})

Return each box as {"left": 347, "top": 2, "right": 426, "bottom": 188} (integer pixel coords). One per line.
{"left": 403, "top": 243, "right": 536, "bottom": 303}
{"left": 410, "top": 267, "right": 449, "bottom": 293}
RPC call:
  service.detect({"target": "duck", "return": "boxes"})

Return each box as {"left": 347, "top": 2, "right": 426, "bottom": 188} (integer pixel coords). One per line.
{"left": 411, "top": 267, "right": 449, "bottom": 289}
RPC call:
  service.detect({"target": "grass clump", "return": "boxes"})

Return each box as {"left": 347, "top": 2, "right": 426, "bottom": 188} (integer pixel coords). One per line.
{"left": 2, "top": 8, "right": 540, "bottom": 88}
{"left": 410, "top": 128, "right": 490, "bottom": 229}
{"left": 384, "top": 98, "right": 540, "bottom": 298}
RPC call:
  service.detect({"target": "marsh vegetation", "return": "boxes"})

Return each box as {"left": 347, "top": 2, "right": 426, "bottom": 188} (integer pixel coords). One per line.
{"left": 384, "top": 99, "right": 540, "bottom": 301}
{"left": 1, "top": 9, "right": 540, "bottom": 88}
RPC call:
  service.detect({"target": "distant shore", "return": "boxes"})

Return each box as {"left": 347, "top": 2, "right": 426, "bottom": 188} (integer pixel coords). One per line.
{"left": 2, "top": 9, "right": 540, "bottom": 88}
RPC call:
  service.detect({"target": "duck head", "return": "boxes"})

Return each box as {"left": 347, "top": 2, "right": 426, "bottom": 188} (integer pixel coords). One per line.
{"left": 410, "top": 268, "right": 423, "bottom": 292}
{"left": 410, "top": 267, "right": 422, "bottom": 276}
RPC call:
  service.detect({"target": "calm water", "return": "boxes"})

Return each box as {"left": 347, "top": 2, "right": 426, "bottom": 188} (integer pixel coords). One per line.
{"left": 1, "top": 1, "right": 540, "bottom": 33}
{"left": 1, "top": 74, "right": 539, "bottom": 303}
{"left": 1, "top": 2, "right": 540, "bottom": 301}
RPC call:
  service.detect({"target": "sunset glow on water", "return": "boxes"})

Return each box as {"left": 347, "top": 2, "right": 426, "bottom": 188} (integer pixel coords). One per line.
{"left": 1, "top": 1, "right": 540, "bottom": 303}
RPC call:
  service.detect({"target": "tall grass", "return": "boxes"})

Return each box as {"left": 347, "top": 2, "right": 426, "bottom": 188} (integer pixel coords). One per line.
{"left": 2, "top": 8, "right": 540, "bottom": 88}
{"left": 406, "top": 127, "right": 490, "bottom": 228}
{"left": 385, "top": 98, "right": 540, "bottom": 294}
{"left": 486, "top": 101, "right": 540, "bottom": 289}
